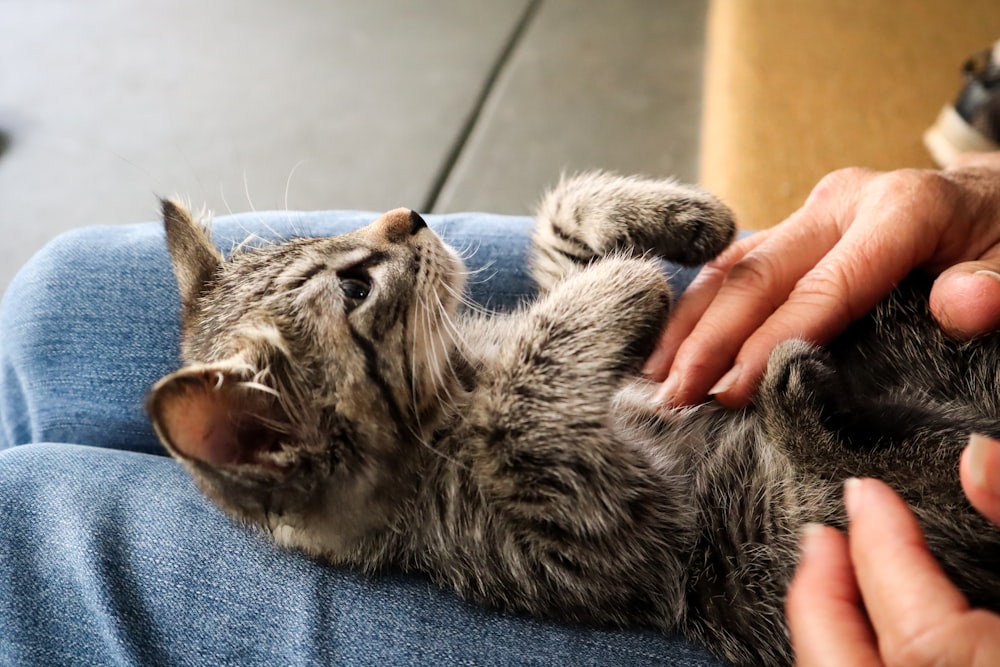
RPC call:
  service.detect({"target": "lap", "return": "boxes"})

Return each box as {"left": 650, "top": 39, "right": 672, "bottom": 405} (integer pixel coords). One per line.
{"left": 0, "top": 443, "right": 724, "bottom": 667}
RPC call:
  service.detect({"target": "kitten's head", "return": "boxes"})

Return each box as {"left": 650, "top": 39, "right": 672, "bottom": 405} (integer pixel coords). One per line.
{"left": 148, "top": 201, "right": 465, "bottom": 560}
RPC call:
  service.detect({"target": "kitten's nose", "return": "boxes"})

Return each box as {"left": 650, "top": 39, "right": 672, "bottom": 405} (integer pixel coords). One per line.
{"left": 408, "top": 210, "right": 427, "bottom": 233}
{"left": 373, "top": 208, "right": 427, "bottom": 240}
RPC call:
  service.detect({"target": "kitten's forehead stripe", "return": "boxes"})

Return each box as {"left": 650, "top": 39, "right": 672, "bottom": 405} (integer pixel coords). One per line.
{"left": 329, "top": 248, "right": 374, "bottom": 271}
{"left": 296, "top": 263, "right": 327, "bottom": 284}
{"left": 344, "top": 250, "right": 389, "bottom": 273}
{"left": 281, "top": 248, "right": 390, "bottom": 285}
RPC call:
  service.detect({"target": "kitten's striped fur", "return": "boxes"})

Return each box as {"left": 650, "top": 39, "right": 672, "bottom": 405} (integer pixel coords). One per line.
{"left": 149, "top": 172, "right": 1000, "bottom": 666}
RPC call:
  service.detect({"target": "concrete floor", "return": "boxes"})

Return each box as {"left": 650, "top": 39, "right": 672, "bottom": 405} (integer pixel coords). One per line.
{"left": 0, "top": 0, "right": 707, "bottom": 293}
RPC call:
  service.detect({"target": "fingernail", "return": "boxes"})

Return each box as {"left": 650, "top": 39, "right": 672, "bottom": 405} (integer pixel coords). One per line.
{"left": 708, "top": 365, "right": 741, "bottom": 396}
{"left": 798, "top": 522, "right": 826, "bottom": 561}
{"left": 974, "top": 269, "right": 1000, "bottom": 283}
{"left": 843, "top": 477, "right": 863, "bottom": 519}
{"left": 967, "top": 433, "right": 1000, "bottom": 493}
{"left": 642, "top": 347, "right": 666, "bottom": 377}
{"left": 652, "top": 376, "right": 680, "bottom": 406}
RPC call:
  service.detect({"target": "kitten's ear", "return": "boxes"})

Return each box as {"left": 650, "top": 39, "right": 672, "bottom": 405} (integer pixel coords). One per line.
{"left": 161, "top": 198, "right": 224, "bottom": 314}
{"left": 147, "top": 362, "right": 289, "bottom": 469}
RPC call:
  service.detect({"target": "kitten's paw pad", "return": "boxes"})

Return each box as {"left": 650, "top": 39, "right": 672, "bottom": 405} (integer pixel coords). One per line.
{"left": 760, "top": 339, "right": 837, "bottom": 403}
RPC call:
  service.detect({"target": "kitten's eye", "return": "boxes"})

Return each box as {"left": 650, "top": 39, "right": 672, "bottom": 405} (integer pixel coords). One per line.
{"left": 340, "top": 276, "right": 371, "bottom": 304}
{"left": 337, "top": 260, "right": 377, "bottom": 310}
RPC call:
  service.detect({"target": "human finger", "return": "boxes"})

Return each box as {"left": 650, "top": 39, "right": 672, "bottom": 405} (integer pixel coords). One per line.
{"left": 961, "top": 433, "right": 1000, "bottom": 527}
{"left": 786, "top": 523, "right": 881, "bottom": 667}
{"left": 643, "top": 231, "right": 770, "bottom": 381}
{"left": 930, "top": 253, "right": 1000, "bottom": 339}
{"left": 845, "top": 478, "right": 971, "bottom": 661}
{"left": 654, "top": 207, "right": 842, "bottom": 406}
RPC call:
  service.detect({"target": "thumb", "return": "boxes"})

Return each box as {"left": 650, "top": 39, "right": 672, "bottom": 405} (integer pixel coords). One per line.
{"left": 961, "top": 434, "right": 1000, "bottom": 528}
{"left": 929, "top": 254, "right": 1000, "bottom": 339}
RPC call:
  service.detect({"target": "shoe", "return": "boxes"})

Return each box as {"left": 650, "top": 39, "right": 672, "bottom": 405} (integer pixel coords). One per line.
{"left": 925, "top": 40, "right": 1000, "bottom": 167}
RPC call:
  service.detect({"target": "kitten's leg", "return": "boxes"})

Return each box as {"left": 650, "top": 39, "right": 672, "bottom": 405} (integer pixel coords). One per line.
{"left": 466, "top": 256, "right": 677, "bottom": 508}
{"left": 524, "top": 255, "right": 673, "bottom": 380}
{"left": 755, "top": 339, "right": 850, "bottom": 459}
{"left": 759, "top": 339, "right": 975, "bottom": 469}
{"left": 530, "top": 171, "right": 736, "bottom": 291}
{"left": 456, "top": 258, "right": 694, "bottom": 624}
{"left": 467, "top": 256, "right": 675, "bottom": 503}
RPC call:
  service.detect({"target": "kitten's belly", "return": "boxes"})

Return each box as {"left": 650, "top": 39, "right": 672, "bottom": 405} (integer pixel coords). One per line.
{"left": 612, "top": 379, "right": 731, "bottom": 460}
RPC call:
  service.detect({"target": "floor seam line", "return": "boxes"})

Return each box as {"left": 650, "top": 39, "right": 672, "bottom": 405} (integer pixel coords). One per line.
{"left": 421, "top": 0, "right": 542, "bottom": 213}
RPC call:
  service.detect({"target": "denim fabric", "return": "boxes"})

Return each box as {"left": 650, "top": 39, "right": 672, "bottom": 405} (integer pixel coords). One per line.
{"left": 0, "top": 211, "right": 725, "bottom": 666}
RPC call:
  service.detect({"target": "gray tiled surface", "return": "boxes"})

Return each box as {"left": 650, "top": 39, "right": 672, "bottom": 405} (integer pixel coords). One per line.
{"left": 434, "top": 0, "right": 707, "bottom": 214}
{"left": 0, "top": 1, "right": 706, "bottom": 293}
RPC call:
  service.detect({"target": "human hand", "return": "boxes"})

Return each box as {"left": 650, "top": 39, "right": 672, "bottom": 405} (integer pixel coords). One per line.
{"left": 645, "top": 152, "right": 1000, "bottom": 408}
{"left": 786, "top": 433, "right": 1000, "bottom": 666}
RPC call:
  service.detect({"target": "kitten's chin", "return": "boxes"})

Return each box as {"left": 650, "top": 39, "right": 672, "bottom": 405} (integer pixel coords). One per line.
{"left": 265, "top": 514, "right": 383, "bottom": 564}
{"left": 270, "top": 523, "right": 304, "bottom": 550}
{"left": 268, "top": 522, "right": 347, "bottom": 561}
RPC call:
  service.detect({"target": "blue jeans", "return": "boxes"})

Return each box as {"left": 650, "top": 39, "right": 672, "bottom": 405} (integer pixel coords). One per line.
{"left": 0, "top": 211, "right": 724, "bottom": 666}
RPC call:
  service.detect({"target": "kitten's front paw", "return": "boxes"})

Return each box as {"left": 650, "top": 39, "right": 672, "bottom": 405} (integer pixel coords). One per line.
{"left": 535, "top": 171, "right": 736, "bottom": 266}
{"left": 758, "top": 339, "right": 838, "bottom": 406}
{"left": 543, "top": 256, "right": 672, "bottom": 366}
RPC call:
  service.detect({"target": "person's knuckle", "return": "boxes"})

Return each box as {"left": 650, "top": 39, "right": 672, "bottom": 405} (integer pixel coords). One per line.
{"left": 807, "top": 167, "right": 875, "bottom": 206}
{"left": 881, "top": 630, "right": 937, "bottom": 667}
{"left": 693, "top": 317, "right": 739, "bottom": 352}
{"left": 793, "top": 263, "right": 856, "bottom": 322}
{"left": 722, "top": 252, "right": 783, "bottom": 305}
{"left": 696, "top": 261, "right": 730, "bottom": 287}
{"left": 869, "top": 169, "right": 957, "bottom": 212}
{"left": 796, "top": 260, "right": 850, "bottom": 296}
{"left": 706, "top": 233, "right": 760, "bottom": 272}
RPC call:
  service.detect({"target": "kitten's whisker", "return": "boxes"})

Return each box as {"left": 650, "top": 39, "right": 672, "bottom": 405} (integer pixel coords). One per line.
{"left": 434, "top": 290, "right": 471, "bottom": 355}
{"left": 236, "top": 381, "right": 281, "bottom": 398}
{"left": 442, "top": 280, "right": 490, "bottom": 317}
{"left": 452, "top": 251, "right": 498, "bottom": 283}
{"left": 220, "top": 183, "right": 235, "bottom": 217}
{"left": 398, "top": 292, "right": 466, "bottom": 471}
{"left": 243, "top": 168, "right": 257, "bottom": 213}
{"left": 277, "top": 162, "right": 307, "bottom": 241}
{"left": 284, "top": 160, "right": 307, "bottom": 214}
{"left": 425, "top": 293, "right": 454, "bottom": 405}
{"left": 425, "top": 283, "right": 464, "bottom": 411}
{"left": 411, "top": 430, "right": 466, "bottom": 470}
{"left": 451, "top": 240, "right": 483, "bottom": 263}
{"left": 237, "top": 168, "right": 297, "bottom": 244}
{"left": 231, "top": 232, "right": 268, "bottom": 256}
{"left": 409, "top": 294, "right": 425, "bottom": 427}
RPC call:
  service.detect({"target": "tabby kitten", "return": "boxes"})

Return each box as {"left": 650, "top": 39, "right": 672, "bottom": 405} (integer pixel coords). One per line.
{"left": 148, "top": 172, "right": 1000, "bottom": 666}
